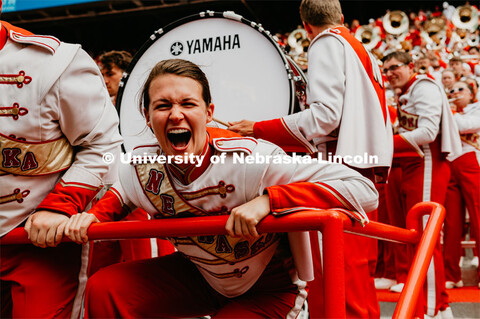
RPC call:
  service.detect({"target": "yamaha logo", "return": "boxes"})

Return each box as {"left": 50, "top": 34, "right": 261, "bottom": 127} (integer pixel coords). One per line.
{"left": 169, "top": 34, "right": 241, "bottom": 56}
{"left": 170, "top": 42, "right": 184, "bottom": 56}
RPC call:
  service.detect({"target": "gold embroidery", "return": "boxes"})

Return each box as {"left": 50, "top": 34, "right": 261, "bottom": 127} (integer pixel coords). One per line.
{"left": 0, "top": 188, "right": 30, "bottom": 205}
{"left": 136, "top": 162, "right": 205, "bottom": 218}
{"left": 397, "top": 107, "right": 419, "bottom": 131}
{"left": 0, "top": 71, "right": 32, "bottom": 88}
{"left": 186, "top": 255, "right": 229, "bottom": 265}
{"left": 0, "top": 134, "right": 73, "bottom": 176}
{"left": 182, "top": 181, "right": 234, "bottom": 200}
{"left": 197, "top": 265, "right": 250, "bottom": 279}
{"left": 136, "top": 161, "right": 281, "bottom": 263}
{"left": 0, "top": 103, "right": 28, "bottom": 120}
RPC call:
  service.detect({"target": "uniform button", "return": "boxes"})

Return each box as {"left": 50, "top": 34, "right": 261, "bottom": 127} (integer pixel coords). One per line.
{"left": 217, "top": 141, "right": 224, "bottom": 146}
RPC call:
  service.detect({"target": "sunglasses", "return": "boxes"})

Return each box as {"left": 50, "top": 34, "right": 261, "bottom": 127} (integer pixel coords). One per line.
{"left": 449, "top": 87, "right": 465, "bottom": 94}
{"left": 383, "top": 63, "right": 405, "bottom": 74}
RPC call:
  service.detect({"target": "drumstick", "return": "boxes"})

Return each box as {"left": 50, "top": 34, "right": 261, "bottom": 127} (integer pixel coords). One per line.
{"left": 448, "top": 97, "right": 461, "bottom": 103}
{"left": 213, "top": 117, "right": 230, "bottom": 127}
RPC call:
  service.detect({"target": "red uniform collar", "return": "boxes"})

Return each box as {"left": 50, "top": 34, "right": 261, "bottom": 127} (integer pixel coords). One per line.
{"left": 0, "top": 23, "right": 7, "bottom": 50}
{"left": 166, "top": 137, "right": 213, "bottom": 185}
{"left": 400, "top": 73, "right": 424, "bottom": 95}
{"left": 400, "top": 72, "right": 437, "bottom": 96}
{"left": 0, "top": 21, "right": 34, "bottom": 51}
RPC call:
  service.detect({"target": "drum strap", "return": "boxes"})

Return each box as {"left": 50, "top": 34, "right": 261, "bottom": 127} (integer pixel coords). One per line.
{"left": 0, "top": 133, "right": 73, "bottom": 176}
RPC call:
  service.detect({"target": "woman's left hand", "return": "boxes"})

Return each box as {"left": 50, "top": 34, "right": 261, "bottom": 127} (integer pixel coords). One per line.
{"left": 225, "top": 194, "right": 271, "bottom": 240}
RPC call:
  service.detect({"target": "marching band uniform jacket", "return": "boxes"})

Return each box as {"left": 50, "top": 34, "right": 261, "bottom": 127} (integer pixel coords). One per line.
{"left": 394, "top": 74, "right": 462, "bottom": 160}
{"left": 253, "top": 26, "right": 393, "bottom": 172}
{"left": 453, "top": 101, "right": 480, "bottom": 157}
{"left": 89, "top": 128, "right": 378, "bottom": 298}
{"left": 0, "top": 21, "right": 122, "bottom": 319}
{"left": 0, "top": 21, "right": 122, "bottom": 236}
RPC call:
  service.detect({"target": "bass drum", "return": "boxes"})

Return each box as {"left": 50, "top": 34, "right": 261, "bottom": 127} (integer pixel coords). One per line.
{"left": 117, "top": 11, "right": 306, "bottom": 152}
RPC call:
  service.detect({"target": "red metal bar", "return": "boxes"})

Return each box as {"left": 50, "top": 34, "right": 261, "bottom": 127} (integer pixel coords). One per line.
{"left": 1, "top": 210, "right": 353, "bottom": 244}
{"left": 322, "top": 211, "right": 346, "bottom": 318}
{"left": 0, "top": 210, "right": 420, "bottom": 245}
{"left": 393, "top": 202, "right": 446, "bottom": 319}
{"left": 344, "top": 219, "right": 420, "bottom": 245}
{"left": 0, "top": 203, "right": 446, "bottom": 319}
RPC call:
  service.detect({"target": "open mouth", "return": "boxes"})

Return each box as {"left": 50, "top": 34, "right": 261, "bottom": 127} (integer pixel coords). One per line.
{"left": 167, "top": 128, "right": 191, "bottom": 149}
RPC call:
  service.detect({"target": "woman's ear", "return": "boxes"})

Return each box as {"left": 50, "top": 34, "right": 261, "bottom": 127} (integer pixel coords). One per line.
{"left": 206, "top": 103, "right": 214, "bottom": 123}
{"left": 144, "top": 108, "right": 151, "bottom": 128}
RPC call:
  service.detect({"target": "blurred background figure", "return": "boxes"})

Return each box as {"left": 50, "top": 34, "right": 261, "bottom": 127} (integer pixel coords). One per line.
{"left": 442, "top": 69, "right": 457, "bottom": 95}
{"left": 97, "top": 50, "right": 132, "bottom": 106}
{"left": 444, "top": 80, "right": 480, "bottom": 290}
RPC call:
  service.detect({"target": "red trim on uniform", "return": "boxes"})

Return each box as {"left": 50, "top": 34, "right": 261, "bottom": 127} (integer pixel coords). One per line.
{"left": 467, "top": 60, "right": 479, "bottom": 74}
{"left": 254, "top": 118, "right": 312, "bottom": 153}
{"left": 388, "top": 105, "right": 398, "bottom": 124}
{"left": 393, "top": 134, "right": 422, "bottom": 158}
{"left": 167, "top": 138, "right": 213, "bottom": 184}
{"left": 0, "top": 23, "right": 7, "bottom": 50}
{"left": 266, "top": 182, "right": 349, "bottom": 213}
{"left": 332, "top": 26, "right": 388, "bottom": 124}
{"left": 36, "top": 180, "right": 100, "bottom": 216}
{"left": 206, "top": 127, "right": 241, "bottom": 141}
{"left": 400, "top": 73, "right": 418, "bottom": 95}
{"left": 0, "top": 21, "right": 33, "bottom": 37}
{"left": 88, "top": 188, "right": 129, "bottom": 222}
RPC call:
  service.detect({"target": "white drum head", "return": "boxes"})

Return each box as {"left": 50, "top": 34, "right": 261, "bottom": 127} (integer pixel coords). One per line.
{"left": 118, "top": 11, "right": 295, "bottom": 152}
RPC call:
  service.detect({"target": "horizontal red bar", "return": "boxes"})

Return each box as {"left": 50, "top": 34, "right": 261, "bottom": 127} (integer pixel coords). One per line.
{"left": 1, "top": 209, "right": 418, "bottom": 245}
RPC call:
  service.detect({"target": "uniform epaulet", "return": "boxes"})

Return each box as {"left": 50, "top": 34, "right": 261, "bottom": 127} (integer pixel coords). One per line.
{"left": 212, "top": 137, "right": 258, "bottom": 155}
{"left": 9, "top": 30, "right": 60, "bottom": 54}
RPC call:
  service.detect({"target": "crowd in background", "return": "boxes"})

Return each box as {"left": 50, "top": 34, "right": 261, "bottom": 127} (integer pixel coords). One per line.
{"left": 2, "top": 0, "right": 479, "bottom": 317}
{"left": 94, "top": 2, "right": 480, "bottom": 294}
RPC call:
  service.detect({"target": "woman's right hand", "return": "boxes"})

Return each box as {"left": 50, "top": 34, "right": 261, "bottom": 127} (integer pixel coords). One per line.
{"left": 64, "top": 212, "right": 100, "bottom": 244}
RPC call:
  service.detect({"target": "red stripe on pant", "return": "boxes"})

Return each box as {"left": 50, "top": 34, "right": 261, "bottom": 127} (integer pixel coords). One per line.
{"left": 388, "top": 138, "right": 450, "bottom": 316}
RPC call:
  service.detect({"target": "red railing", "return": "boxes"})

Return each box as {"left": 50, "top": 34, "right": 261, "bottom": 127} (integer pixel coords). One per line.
{"left": 0, "top": 201, "right": 445, "bottom": 318}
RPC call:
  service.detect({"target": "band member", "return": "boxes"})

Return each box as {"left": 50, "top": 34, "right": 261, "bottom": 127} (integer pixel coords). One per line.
{"left": 0, "top": 2, "right": 122, "bottom": 317}
{"left": 65, "top": 59, "right": 378, "bottom": 318}
{"left": 97, "top": 50, "right": 132, "bottom": 106}
{"left": 382, "top": 51, "right": 461, "bottom": 318}
{"left": 443, "top": 81, "right": 480, "bottom": 289}
{"left": 228, "top": 0, "right": 392, "bottom": 317}
{"left": 91, "top": 49, "right": 175, "bottom": 275}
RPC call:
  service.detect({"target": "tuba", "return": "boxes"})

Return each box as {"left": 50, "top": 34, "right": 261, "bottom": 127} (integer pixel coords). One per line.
{"left": 383, "top": 11, "right": 409, "bottom": 53}
{"left": 423, "top": 17, "right": 447, "bottom": 51}
{"left": 452, "top": 4, "right": 479, "bottom": 32}
{"left": 383, "top": 10, "right": 409, "bottom": 35}
{"left": 355, "top": 25, "right": 381, "bottom": 51}
{"left": 288, "top": 28, "right": 310, "bottom": 56}
{"left": 450, "top": 5, "right": 479, "bottom": 52}
{"left": 287, "top": 28, "right": 310, "bottom": 70}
